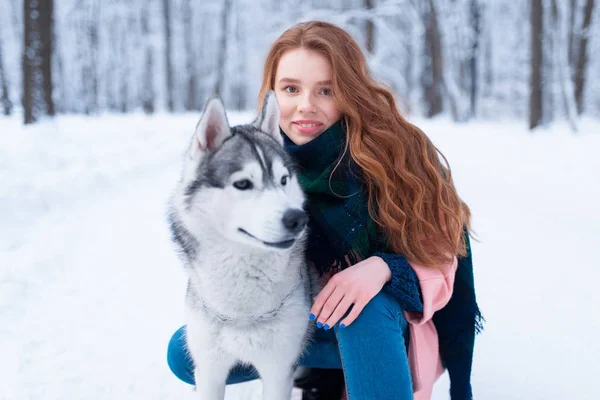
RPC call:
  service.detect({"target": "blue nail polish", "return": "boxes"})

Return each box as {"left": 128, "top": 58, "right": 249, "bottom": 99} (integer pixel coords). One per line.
{"left": 340, "top": 324, "right": 346, "bottom": 329}
{"left": 309, "top": 313, "right": 315, "bottom": 320}
{"left": 324, "top": 324, "right": 330, "bottom": 330}
{"left": 317, "top": 322, "right": 323, "bottom": 328}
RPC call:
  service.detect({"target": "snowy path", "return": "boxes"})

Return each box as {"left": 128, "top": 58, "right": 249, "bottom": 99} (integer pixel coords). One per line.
{"left": 1, "top": 114, "right": 599, "bottom": 399}
{"left": 0, "top": 113, "right": 293, "bottom": 399}
{"left": 0, "top": 145, "right": 283, "bottom": 399}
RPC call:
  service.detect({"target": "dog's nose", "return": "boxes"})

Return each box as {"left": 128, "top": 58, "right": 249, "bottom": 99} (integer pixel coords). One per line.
{"left": 282, "top": 209, "right": 308, "bottom": 234}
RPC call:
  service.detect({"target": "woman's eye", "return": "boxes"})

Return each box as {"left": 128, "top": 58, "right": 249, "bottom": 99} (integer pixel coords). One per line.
{"left": 320, "top": 88, "right": 332, "bottom": 96}
{"left": 281, "top": 175, "right": 288, "bottom": 186}
{"left": 284, "top": 86, "right": 298, "bottom": 93}
{"left": 233, "top": 179, "right": 253, "bottom": 190}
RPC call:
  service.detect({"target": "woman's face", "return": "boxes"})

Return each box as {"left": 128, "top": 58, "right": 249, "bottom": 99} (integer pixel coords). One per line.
{"left": 274, "top": 48, "right": 342, "bottom": 145}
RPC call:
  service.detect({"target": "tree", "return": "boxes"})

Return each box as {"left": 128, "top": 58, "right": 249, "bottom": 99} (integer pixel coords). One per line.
{"left": 117, "top": 13, "right": 131, "bottom": 113}
{"left": 0, "top": 34, "right": 13, "bottom": 116}
{"left": 469, "top": 0, "right": 481, "bottom": 117}
{"left": 422, "top": 0, "right": 444, "bottom": 117}
{"left": 8, "top": 0, "right": 599, "bottom": 121}
{"left": 437, "top": 0, "right": 472, "bottom": 122}
{"left": 22, "top": 0, "right": 55, "bottom": 124}
{"left": 574, "top": 0, "right": 595, "bottom": 114}
{"left": 183, "top": 0, "right": 199, "bottom": 111}
{"left": 162, "top": 0, "right": 174, "bottom": 112}
{"left": 551, "top": 0, "right": 579, "bottom": 131}
{"left": 230, "top": 0, "right": 248, "bottom": 110}
{"left": 84, "top": 0, "right": 100, "bottom": 114}
{"left": 364, "top": 0, "right": 375, "bottom": 54}
{"left": 530, "top": 0, "right": 544, "bottom": 130}
{"left": 568, "top": 0, "right": 578, "bottom": 66}
{"left": 142, "top": 1, "right": 155, "bottom": 114}
{"left": 214, "top": 0, "right": 232, "bottom": 98}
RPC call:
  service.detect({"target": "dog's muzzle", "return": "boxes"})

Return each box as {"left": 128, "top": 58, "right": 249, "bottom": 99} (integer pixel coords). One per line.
{"left": 238, "top": 228, "right": 298, "bottom": 249}
{"left": 282, "top": 209, "right": 308, "bottom": 235}
{"left": 237, "top": 209, "right": 307, "bottom": 249}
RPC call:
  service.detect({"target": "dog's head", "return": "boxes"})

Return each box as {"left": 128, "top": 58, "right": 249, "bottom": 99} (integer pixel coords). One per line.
{"left": 175, "top": 91, "right": 307, "bottom": 251}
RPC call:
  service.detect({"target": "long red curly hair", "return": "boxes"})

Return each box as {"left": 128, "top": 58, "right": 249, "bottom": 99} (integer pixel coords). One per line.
{"left": 258, "top": 21, "right": 471, "bottom": 267}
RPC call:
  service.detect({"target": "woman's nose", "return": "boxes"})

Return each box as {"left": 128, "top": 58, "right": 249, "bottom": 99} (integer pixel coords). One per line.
{"left": 298, "top": 95, "right": 317, "bottom": 113}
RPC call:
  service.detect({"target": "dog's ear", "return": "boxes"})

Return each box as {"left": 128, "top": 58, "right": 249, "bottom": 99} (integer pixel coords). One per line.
{"left": 253, "top": 91, "right": 283, "bottom": 146}
{"left": 190, "top": 97, "right": 231, "bottom": 158}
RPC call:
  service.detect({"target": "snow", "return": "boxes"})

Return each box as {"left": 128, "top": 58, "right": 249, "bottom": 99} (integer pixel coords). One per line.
{"left": 1, "top": 113, "right": 599, "bottom": 400}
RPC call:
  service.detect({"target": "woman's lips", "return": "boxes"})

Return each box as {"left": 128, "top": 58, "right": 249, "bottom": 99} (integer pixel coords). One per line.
{"left": 293, "top": 120, "right": 323, "bottom": 134}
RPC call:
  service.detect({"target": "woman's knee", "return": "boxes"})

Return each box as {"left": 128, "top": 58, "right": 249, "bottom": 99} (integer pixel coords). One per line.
{"left": 349, "top": 290, "right": 406, "bottom": 328}
{"left": 167, "top": 326, "right": 195, "bottom": 385}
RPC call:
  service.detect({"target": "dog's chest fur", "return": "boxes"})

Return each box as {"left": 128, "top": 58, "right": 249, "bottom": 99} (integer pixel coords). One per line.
{"left": 187, "top": 233, "right": 306, "bottom": 311}
{"left": 185, "top": 285, "right": 312, "bottom": 361}
{"left": 182, "top": 235, "right": 314, "bottom": 359}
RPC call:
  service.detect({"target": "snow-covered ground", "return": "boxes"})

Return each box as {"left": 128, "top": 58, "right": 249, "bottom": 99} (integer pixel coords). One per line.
{"left": 1, "top": 113, "right": 599, "bottom": 400}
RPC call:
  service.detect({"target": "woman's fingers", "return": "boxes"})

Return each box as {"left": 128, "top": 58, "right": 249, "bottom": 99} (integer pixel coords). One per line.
{"left": 314, "top": 287, "right": 346, "bottom": 328}
{"left": 322, "top": 294, "right": 355, "bottom": 329}
{"left": 310, "top": 280, "right": 336, "bottom": 321}
{"left": 338, "top": 296, "right": 368, "bottom": 327}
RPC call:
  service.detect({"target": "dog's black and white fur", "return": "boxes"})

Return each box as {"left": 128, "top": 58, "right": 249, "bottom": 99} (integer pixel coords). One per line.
{"left": 169, "top": 92, "right": 317, "bottom": 399}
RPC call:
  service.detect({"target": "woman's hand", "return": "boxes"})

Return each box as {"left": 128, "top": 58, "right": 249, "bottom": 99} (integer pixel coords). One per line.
{"left": 310, "top": 256, "right": 392, "bottom": 329}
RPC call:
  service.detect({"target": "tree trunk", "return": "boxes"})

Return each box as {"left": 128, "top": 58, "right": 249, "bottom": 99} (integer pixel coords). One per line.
{"left": 543, "top": 0, "right": 554, "bottom": 123}
{"left": 483, "top": 5, "right": 493, "bottom": 97}
{"left": 142, "top": 3, "right": 155, "bottom": 114}
{"left": 529, "top": 0, "right": 543, "bottom": 130}
{"left": 574, "top": 0, "right": 595, "bottom": 114}
{"left": 80, "top": 1, "right": 100, "bottom": 114}
{"left": 105, "top": 20, "right": 119, "bottom": 111}
{"left": 214, "top": 0, "right": 232, "bottom": 99}
{"left": 53, "top": 22, "right": 65, "bottom": 113}
{"left": 552, "top": 0, "right": 579, "bottom": 132}
{"left": 568, "top": 0, "right": 577, "bottom": 67}
{"left": 364, "top": 0, "right": 374, "bottom": 54}
{"left": 88, "top": 0, "right": 100, "bottom": 113}
{"left": 183, "top": 0, "right": 199, "bottom": 111}
{"left": 22, "top": 0, "right": 33, "bottom": 123}
{"left": 22, "top": 0, "right": 55, "bottom": 124}
{"left": 0, "top": 35, "right": 13, "bottom": 116}
{"left": 232, "top": 1, "right": 247, "bottom": 110}
{"left": 40, "top": 0, "right": 54, "bottom": 116}
{"left": 162, "top": 0, "right": 174, "bottom": 111}
{"left": 118, "top": 17, "right": 129, "bottom": 113}
{"left": 469, "top": 0, "right": 481, "bottom": 117}
{"left": 422, "top": 0, "right": 444, "bottom": 117}
{"left": 403, "top": 20, "right": 415, "bottom": 109}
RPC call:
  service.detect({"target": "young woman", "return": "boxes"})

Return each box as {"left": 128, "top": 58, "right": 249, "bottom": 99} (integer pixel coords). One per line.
{"left": 167, "top": 21, "right": 482, "bottom": 400}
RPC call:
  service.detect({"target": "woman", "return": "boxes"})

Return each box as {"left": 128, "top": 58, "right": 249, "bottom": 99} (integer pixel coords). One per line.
{"left": 168, "top": 21, "right": 482, "bottom": 400}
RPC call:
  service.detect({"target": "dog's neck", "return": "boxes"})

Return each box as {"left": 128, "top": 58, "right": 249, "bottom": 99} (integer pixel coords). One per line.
{"left": 188, "top": 269, "right": 303, "bottom": 325}
{"left": 185, "top": 227, "right": 305, "bottom": 321}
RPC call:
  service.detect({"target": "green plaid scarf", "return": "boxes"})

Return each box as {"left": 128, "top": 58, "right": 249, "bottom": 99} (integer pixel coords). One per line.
{"left": 283, "top": 121, "right": 482, "bottom": 399}
{"left": 283, "top": 121, "right": 380, "bottom": 274}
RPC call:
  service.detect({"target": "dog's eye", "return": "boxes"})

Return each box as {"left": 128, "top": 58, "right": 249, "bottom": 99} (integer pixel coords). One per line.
{"left": 233, "top": 179, "right": 253, "bottom": 190}
{"left": 281, "top": 175, "right": 288, "bottom": 186}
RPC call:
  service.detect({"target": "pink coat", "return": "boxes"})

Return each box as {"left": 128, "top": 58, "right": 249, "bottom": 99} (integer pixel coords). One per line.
{"left": 406, "top": 256, "right": 457, "bottom": 400}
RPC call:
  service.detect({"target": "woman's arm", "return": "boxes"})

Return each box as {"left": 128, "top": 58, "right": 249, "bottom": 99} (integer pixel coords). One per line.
{"left": 309, "top": 253, "right": 425, "bottom": 329}
{"left": 372, "top": 252, "right": 424, "bottom": 313}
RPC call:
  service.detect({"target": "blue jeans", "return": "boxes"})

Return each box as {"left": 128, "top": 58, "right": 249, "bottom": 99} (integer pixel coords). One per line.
{"left": 167, "top": 291, "right": 413, "bottom": 399}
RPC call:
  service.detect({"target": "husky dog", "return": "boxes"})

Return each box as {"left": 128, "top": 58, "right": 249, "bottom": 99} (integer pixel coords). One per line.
{"left": 168, "top": 92, "right": 316, "bottom": 400}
